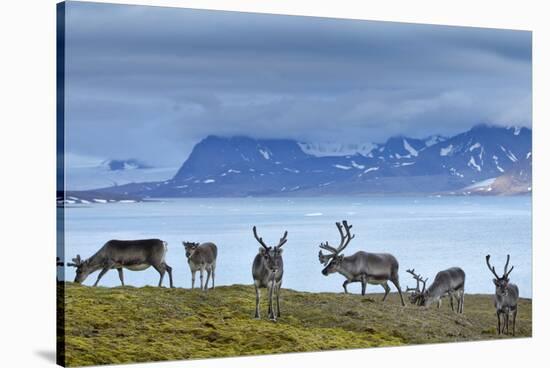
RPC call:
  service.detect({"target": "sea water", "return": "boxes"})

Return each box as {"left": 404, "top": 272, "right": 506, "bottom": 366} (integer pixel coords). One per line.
{"left": 61, "top": 196, "right": 532, "bottom": 297}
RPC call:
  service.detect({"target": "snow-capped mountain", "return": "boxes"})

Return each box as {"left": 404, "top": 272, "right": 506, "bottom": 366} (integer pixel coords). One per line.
{"left": 84, "top": 124, "right": 531, "bottom": 197}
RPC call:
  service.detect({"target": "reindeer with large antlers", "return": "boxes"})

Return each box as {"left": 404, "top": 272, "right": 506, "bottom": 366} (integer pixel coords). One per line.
{"left": 406, "top": 267, "right": 465, "bottom": 313}
{"left": 318, "top": 220, "right": 405, "bottom": 306}
{"left": 251, "top": 226, "right": 288, "bottom": 321}
{"left": 486, "top": 254, "right": 519, "bottom": 335}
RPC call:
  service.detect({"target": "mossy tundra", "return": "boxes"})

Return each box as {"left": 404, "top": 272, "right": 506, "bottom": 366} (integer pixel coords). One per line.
{"left": 60, "top": 283, "right": 531, "bottom": 367}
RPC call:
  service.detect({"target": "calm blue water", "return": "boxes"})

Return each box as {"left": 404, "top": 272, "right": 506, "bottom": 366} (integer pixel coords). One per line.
{"left": 61, "top": 196, "right": 532, "bottom": 297}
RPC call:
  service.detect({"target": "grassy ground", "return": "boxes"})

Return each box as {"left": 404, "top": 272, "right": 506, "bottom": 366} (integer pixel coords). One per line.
{"left": 60, "top": 283, "right": 532, "bottom": 367}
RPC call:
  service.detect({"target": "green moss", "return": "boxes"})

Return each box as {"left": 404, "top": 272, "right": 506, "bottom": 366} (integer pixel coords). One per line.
{"left": 60, "top": 283, "right": 531, "bottom": 366}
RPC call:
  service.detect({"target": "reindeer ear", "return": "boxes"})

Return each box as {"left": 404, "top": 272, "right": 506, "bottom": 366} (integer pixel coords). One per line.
{"left": 277, "top": 248, "right": 283, "bottom": 255}
{"left": 259, "top": 247, "right": 266, "bottom": 254}
{"left": 493, "top": 278, "right": 498, "bottom": 285}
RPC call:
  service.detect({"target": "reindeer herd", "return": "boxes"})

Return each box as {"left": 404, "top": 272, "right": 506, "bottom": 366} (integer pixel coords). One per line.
{"left": 60, "top": 220, "right": 521, "bottom": 335}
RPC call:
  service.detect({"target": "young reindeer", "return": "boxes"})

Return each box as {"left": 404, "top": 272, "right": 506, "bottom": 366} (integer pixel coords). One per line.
{"left": 319, "top": 221, "right": 405, "bottom": 306}
{"left": 182, "top": 241, "right": 218, "bottom": 291}
{"left": 251, "top": 226, "right": 288, "bottom": 321}
{"left": 406, "top": 268, "right": 466, "bottom": 313}
{"left": 67, "top": 239, "right": 174, "bottom": 287}
{"left": 486, "top": 254, "right": 519, "bottom": 335}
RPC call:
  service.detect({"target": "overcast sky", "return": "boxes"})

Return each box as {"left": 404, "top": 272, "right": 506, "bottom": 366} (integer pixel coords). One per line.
{"left": 64, "top": 2, "right": 532, "bottom": 167}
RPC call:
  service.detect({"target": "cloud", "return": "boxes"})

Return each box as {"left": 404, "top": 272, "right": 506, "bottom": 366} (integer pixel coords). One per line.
{"left": 63, "top": 2, "right": 532, "bottom": 166}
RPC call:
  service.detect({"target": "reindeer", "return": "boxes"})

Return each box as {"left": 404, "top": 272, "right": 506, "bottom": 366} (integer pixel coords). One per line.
{"left": 318, "top": 221, "right": 405, "bottom": 306}
{"left": 182, "top": 241, "right": 217, "bottom": 291}
{"left": 67, "top": 239, "right": 174, "bottom": 287}
{"left": 406, "top": 268, "right": 465, "bottom": 313}
{"left": 252, "top": 226, "right": 288, "bottom": 321}
{"left": 486, "top": 254, "right": 519, "bottom": 335}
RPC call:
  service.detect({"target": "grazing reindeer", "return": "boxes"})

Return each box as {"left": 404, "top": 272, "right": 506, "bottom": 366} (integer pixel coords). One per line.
{"left": 183, "top": 241, "right": 218, "bottom": 291}
{"left": 319, "top": 221, "right": 405, "bottom": 306}
{"left": 406, "top": 268, "right": 465, "bottom": 313}
{"left": 252, "top": 226, "right": 288, "bottom": 321}
{"left": 486, "top": 254, "right": 519, "bottom": 335}
{"left": 67, "top": 239, "right": 174, "bottom": 287}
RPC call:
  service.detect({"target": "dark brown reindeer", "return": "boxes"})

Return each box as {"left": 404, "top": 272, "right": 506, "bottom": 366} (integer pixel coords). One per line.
{"left": 252, "top": 226, "right": 288, "bottom": 321}
{"left": 406, "top": 268, "right": 465, "bottom": 313}
{"left": 67, "top": 239, "right": 174, "bottom": 287}
{"left": 319, "top": 221, "right": 405, "bottom": 306}
{"left": 183, "top": 241, "right": 218, "bottom": 291}
{"left": 486, "top": 254, "right": 519, "bottom": 335}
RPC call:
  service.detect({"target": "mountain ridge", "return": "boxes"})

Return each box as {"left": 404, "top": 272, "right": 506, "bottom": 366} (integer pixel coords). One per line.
{"left": 81, "top": 124, "right": 531, "bottom": 198}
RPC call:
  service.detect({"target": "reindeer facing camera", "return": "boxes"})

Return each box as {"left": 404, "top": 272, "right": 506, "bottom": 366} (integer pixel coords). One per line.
{"left": 406, "top": 267, "right": 465, "bottom": 313}
{"left": 252, "top": 226, "right": 288, "bottom": 321}
{"left": 485, "top": 254, "right": 519, "bottom": 335}
{"left": 318, "top": 220, "right": 405, "bottom": 306}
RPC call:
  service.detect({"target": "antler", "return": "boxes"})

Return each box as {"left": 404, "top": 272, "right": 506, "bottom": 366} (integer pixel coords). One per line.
{"left": 318, "top": 250, "right": 333, "bottom": 266}
{"left": 406, "top": 269, "right": 428, "bottom": 293}
{"left": 319, "top": 241, "right": 338, "bottom": 254}
{"left": 276, "top": 231, "right": 288, "bottom": 249}
{"left": 318, "top": 220, "right": 355, "bottom": 264}
{"left": 67, "top": 254, "right": 83, "bottom": 267}
{"left": 503, "top": 254, "right": 514, "bottom": 278}
{"left": 253, "top": 226, "right": 269, "bottom": 250}
{"left": 485, "top": 255, "right": 501, "bottom": 279}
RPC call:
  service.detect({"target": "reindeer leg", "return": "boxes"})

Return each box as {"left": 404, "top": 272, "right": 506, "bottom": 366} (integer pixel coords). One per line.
{"left": 460, "top": 290, "right": 465, "bottom": 314}
{"left": 496, "top": 311, "right": 502, "bottom": 334}
{"left": 153, "top": 264, "right": 165, "bottom": 287}
{"left": 117, "top": 268, "right": 124, "bottom": 286}
{"left": 342, "top": 280, "right": 350, "bottom": 294}
{"left": 276, "top": 282, "right": 282, "bottom": 318}
{"left": 391, "top": 278, "right": 405, "bottom": 306}
{"left": 449, "top": 294, "right": 454, "bottom": 312}
{"left": 268, "top": 282, "right": 276, "bottom": 321}
{"left": 512, "top": 308, "right": 517, "bottom": 336}
{"left": 204, "top": 268, "right": 211, "bottom": 292}
{"left": 382, "top": 282, "right": 390, "bottom": 302}
{"left": 164, "top": 263, "right": 174, "bottom": 288}
{"left": 210, "top": 263, "right": 216, "bottom": 289}
{"left": 199, "top": 267, "right": 204, "bottom": 290}
{"left": 505, "top": 312, "right": 510, "bottom": 335}
{"left": 191, "top": 270, "right": 196, "bottom": 289}
{"left": 254, "top": 283, "right": 261, "bottom": 319}
{"left": 361, "top": 277, "right": 367, "bottom": 296}
{"left": 93, "top": 267, "right": 110, "bottom": 287}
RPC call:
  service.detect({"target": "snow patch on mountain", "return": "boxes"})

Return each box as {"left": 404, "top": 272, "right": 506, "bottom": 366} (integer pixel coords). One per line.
{"left": 468, "top": 157, "right": 481, "bottom": 171}
{"left": 440, "top": 144, "right": 454, "bottom": 156}
{"left": 259, "top": 148, "right": 271, "bottom": 160}
{"left": 469, "top": 143, "right": 481, "bottom": 151}
{"left": 403, "top": 139, "right": 419, "bottom": 157}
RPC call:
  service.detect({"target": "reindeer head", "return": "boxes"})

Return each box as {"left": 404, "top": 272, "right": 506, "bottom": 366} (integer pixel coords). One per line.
{"left": 486, "top": 254, "right": 515, "bottom": 296}
{"left": 253, "top": 226, "right": 287, "bottom": 274}
{"left": 319, "top": 221, "right": 354, "bottom": 276}
{"left": 182, "top": 241, "right": 200, "bottom": 258}
{"left": 67, "top": 255, "right": 92, "bottom": 284}
{"left": 406, "top": 269, "right": 428, "bottom": 306}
